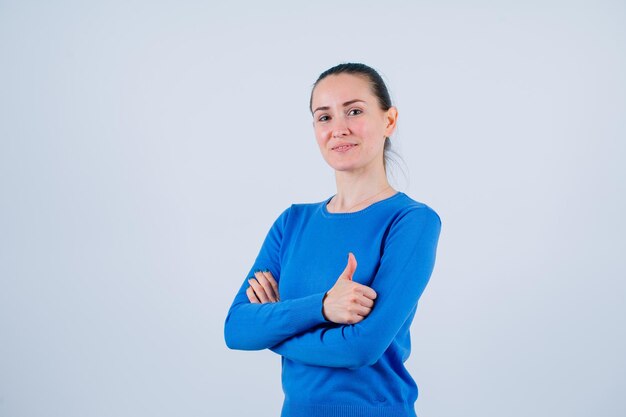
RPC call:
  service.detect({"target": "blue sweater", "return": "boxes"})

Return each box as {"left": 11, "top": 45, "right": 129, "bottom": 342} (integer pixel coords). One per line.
{"left": 224, "top": 192, "right": 442, "bottom": 417}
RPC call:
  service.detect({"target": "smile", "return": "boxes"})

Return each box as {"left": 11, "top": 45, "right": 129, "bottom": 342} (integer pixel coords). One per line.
{"left": 332, "top": 144, "right": 358, "bottom": 152}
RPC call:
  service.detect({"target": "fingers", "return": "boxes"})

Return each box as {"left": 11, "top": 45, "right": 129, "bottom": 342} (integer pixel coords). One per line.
{"left": 354, "top": 283, "right": 377, "bottom": 300}
{"left": 247, "top": 269, "right": 280, "bottom": 304}
{"left": 246, "top": 286, "right": 261, "bottom": 304}
{"left": 344, "top": 309, "right": 370, "bottom": 324}
{"left": 248, "top": 278, "right": 271, "bottom": 303}
{"left": 348, "top": 286, "right": 375, "bottom": 319}
{"left": 255, "top": 270, "right": 280, "bottom": 302}
{"left": 353, "top": 304, "right": 372, "bottom": 318}
{"left": 265, "top": 271, "right": 280, "bottom": 299}
{"left": 348, "top": 292, "right": 373, "bottom": 318}
{"left": 356, "top": 295, "right": 374, "bottom": 308}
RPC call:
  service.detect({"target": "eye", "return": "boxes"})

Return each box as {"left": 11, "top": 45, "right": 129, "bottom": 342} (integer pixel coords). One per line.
{"left": 317, "top": 114, "right": 330, "bottom": 122}
{"left": 348, "top": 108, "right": 363, "bottom": 116}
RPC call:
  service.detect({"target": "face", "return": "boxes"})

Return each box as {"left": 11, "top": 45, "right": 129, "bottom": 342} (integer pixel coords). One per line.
{"left": 310, "top": 73, "right": 397, "bottom": 174}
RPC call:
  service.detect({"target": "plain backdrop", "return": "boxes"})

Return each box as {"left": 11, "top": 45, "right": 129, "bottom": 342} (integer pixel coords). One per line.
{"left": 1, "top": 1, "right": 625, "bottom": 416}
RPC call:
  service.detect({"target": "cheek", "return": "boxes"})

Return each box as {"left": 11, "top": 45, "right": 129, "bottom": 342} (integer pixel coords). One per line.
{"left": 351, "top": 118, "right": 374, "bottom": 135}
{"left": 314, "top": 126, "right": 329, "bottom": 146}
{"left": 355, "top": 122, "right": 385, "bottom": 151}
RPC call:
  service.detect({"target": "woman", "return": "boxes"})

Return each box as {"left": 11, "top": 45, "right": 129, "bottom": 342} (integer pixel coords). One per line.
{"left": 224, "top": 63, "right": 442, "bottom": 417}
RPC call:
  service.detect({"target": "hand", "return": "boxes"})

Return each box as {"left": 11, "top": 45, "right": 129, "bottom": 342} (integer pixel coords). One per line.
{"left": 322, "top": 252, "right": 377, "bottom": 324}
{"left": 246, "top": 269, "right": 280, "bottom": 304}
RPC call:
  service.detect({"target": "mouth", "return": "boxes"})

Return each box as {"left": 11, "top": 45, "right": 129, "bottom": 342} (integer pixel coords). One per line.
{"left": 332, "top": 144, "right": 358, "bottom": 152}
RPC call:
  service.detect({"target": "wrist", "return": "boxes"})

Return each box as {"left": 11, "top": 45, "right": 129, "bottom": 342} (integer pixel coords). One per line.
{"left": 321, "top": 292, "right": 330, "bottom": 321}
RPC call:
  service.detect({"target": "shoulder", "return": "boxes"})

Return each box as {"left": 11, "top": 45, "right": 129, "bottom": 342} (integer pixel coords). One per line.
{"left": 387, "top": 193, "right": 442, "bottom": 238}
{"left": 281, "top": 196, "right": 329, "bottom": 219}
{"left": 391, "top": 193, "right": 442, "bottom": 225}
{"left": 268, "top": 198, "right": 325, "bottom": 229}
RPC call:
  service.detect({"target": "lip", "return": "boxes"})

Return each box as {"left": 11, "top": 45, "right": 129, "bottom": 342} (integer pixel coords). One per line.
{"left": 331, "top": 142, "right": 358, "bottom": 151}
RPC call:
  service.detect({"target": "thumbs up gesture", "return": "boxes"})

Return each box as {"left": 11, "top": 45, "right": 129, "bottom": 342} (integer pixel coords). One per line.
{"left": 322, "top": 252, "right": 377, "bottom": 325}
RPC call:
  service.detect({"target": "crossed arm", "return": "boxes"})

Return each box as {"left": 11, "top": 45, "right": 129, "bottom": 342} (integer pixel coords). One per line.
{"left": 224, "top": 207, "right": 441, "bottom": 369}
{"left": 223, "top": 254, "right": 376, "bottom": 351}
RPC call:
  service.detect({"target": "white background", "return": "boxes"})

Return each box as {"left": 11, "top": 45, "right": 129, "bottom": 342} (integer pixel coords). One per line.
{"left": 1, "top": 1, "right": 625, "bottom": 416}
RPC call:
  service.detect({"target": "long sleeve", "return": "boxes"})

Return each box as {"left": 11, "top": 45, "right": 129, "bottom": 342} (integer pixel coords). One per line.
{"left": 224, "top": 207, "right": 329, "bottom": 351}
{"left": 269, "top": 207, "right": 441, "bottom": 369}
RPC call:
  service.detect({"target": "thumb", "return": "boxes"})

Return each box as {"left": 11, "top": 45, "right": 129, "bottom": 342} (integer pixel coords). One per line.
{"left": 339, "top": 252, "right": 357, "bottom": 281}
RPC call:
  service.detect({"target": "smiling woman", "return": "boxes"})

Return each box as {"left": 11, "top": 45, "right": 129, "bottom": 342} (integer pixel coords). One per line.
{"left": 224, "top": 63, "right": 442, "bottom": 417}
{"left": 311, "top": 71, "right": 398, "bottom": 207}
{"left": 311, "top": 66, "right": 399, "bottom": 198}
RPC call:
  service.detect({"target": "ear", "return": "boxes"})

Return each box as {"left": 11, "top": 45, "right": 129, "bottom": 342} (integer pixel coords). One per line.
{"left": 384, "top": 106, "right": 398, "bottom": 137}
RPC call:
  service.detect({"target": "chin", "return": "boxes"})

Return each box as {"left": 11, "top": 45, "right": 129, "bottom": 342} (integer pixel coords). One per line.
{"left": 326, "top": 162, "right": 361, "bottom": 172}
{"left": 321, "top": 152, "right": 369, "bottom": 173}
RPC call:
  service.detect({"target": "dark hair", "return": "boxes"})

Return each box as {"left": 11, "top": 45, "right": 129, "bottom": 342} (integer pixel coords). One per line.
{"left": 309, "top": 62, "right": 400, "bottom": 175}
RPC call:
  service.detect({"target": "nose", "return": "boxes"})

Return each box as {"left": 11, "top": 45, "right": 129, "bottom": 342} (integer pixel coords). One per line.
{"left": 332, "top": 129, "right": 348, "bottom": 138}
{"left": 331, "top": 119, "right": 350, "bottom": 138}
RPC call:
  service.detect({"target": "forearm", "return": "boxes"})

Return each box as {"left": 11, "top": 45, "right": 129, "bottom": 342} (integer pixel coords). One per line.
{"left": 269, "top": 324, "right": 374, "bottom": 369}
{"left": 268, "top": 297, "right": 418, "bottom": 369}
{"left": 224, "top": 290, "right": 328, "bottom": 351}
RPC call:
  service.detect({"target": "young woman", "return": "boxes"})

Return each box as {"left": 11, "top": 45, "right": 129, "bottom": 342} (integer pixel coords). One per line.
{"left": 224, "top": 63, "right": 442, "bottom": 417}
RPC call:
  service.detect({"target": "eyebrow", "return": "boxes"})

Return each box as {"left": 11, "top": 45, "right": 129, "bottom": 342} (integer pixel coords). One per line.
{"left": 312, "top": 99, "right": 366, "bottom": 114}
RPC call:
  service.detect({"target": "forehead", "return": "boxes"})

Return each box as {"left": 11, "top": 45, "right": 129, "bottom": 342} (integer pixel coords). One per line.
{"left": 311, "top": 73, "right": 374, "bottom": 107}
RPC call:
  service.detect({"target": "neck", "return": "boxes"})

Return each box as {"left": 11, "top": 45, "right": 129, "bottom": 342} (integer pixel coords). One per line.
{"left": 329, "top": 164, "right": 395, "bottom": 213}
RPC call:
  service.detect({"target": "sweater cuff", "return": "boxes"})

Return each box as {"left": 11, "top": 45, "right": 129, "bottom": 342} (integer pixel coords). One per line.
{"left": 287, "top": 291, "right": 328, "bottom": 332}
